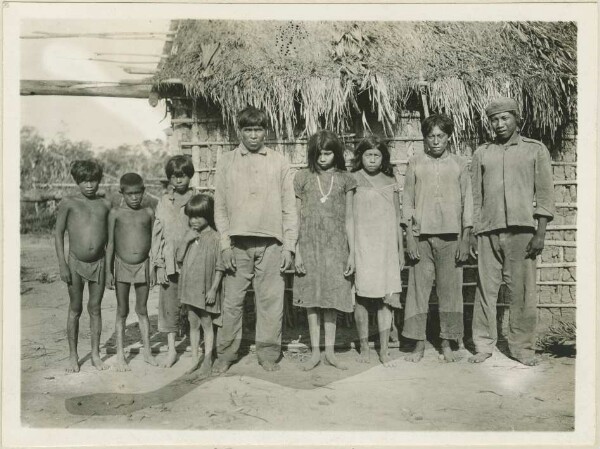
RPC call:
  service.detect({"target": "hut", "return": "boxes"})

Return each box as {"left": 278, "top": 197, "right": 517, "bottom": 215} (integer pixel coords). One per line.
{"left": 152, "top": 20, "right": 578, "bottom": 337}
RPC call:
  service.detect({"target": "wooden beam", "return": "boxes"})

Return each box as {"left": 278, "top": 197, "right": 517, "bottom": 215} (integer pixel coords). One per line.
{"left": 21, "top": 79, "right": 151, "bottom": 98}
{"left": 121, "top": 66, "right": 156, "bottom": 75}
{"left": 21, "top": 31, "right": 175, "bottom": 40}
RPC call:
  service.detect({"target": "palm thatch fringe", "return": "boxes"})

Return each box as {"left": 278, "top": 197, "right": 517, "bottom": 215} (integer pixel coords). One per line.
{"left": 155, "top": 20, "right": 576, "bottom": 143}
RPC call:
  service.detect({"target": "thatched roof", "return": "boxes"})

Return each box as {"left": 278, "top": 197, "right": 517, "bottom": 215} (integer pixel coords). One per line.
{"left": 155, "top": 20, "right": 576, "bottom": 142}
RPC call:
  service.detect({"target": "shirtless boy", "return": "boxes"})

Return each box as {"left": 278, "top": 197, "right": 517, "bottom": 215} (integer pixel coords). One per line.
{"left": 55, "top": 160, "right": 111, "bottom": 373}
{"left": 106, "top": 173, "right": 158, "bottom": 371}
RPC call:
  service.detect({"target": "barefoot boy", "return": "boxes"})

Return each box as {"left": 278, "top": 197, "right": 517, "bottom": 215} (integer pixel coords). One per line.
{"left": 213, "top": 106, "right": 297, "bottom": 374}
{"left": 106, "top": 173, "right": 158, "bottom": 371}
{"left": 469, "top": 97, "right": 554, "bottom": 366}
{"left": 55, "top": 160, "right": 111, "bottom": 373}
{"left": 401, "top": 114, "right": 472, "bottom": 363}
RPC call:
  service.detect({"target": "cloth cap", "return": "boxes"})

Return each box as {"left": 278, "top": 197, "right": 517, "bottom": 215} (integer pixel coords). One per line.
{"left": 485, "top": 97, "right": 519, "bottom": 117}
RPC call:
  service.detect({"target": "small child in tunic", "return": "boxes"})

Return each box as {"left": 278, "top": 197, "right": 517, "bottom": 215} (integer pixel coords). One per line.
{"left": 176, "top": 194, "right": 224, "bottom": 378}
{"left": 150, "top": 155, "right": 196, "bottom": 368}
{"left": 352, "top": 136, "right": 404, "bottom": 367}
{"left": 293, "top": 130, "right": 357, "bottom": 371}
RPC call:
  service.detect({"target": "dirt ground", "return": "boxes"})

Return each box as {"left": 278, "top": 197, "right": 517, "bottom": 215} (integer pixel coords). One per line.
{"left": 20, "top": 234, "right": 575, "bottom": 431}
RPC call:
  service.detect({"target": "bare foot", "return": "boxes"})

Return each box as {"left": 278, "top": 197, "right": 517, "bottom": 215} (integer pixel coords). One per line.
{"left": 211, "top": 359, "right": 232, "bottom": 376}
{"left": 161, "top": 350, "right": 177, "bottom": 368}
{"left": 196, "top": 359, "right": 213, "bottom": 379}
{"left": 404, "top": 340, "right": 425, "bottom": 363}
{"left": 379, "top": 351, "right": 398, "bottom": 367}
{"left": 185, "top": 356, "right": 203, "bottom": 374}
{"left": 260, "top": 361, "right": 281, "bottom": 372}
{"left": 325, "top": 352, "right": 348, "bottom": 370}
{"left": 356, "top": 345, "right": 370, "bottom": 363}
{"left": 65, "top": 355, "right": 80, "bottom": 373}
{"left": 513, "top": 355, "right": 539, "bottom": 366}
{"left": 113, "top": 358, "right": 131, "bottom": 372}
{"left": 441, "top": 340, "right": 458, "bottom": 363}
{"left": 301, "top": 352, "right": 321, "bottom": 371}
{"left": 468, "top": 352, "right": 492, "bottom": 363}
{"left": 143, "top": 349, "right": 158, "bottom": 367}
{"left": 92, "top": 354, "right": 109, "bottom": 370}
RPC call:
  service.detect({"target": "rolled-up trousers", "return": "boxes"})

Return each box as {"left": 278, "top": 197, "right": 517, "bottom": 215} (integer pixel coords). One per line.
{"left": 217, "top": 237, "right": 284, "bottom": 365}
{"left": 402, "top": 234, "right": 464, "bottom": 341}
{"left": 472, "top": 229, "right": 537, "bottom": 359}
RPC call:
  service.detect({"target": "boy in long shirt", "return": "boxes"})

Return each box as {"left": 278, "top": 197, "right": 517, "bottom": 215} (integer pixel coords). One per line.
{"left": 469, "top": 97, "right": 554, "bottom": 366}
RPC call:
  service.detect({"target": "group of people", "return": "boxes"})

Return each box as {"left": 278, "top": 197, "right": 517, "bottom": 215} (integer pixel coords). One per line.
{"left": 54, "top": 97, "right": 554, "bottom": 376}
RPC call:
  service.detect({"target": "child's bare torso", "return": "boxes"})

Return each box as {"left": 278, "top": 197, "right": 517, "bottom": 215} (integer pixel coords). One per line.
{"left": 114, "top": 207, "right": 153, "bottom": 264}
{"left": 66, "top": 196, "right": 111, "bottom": 262}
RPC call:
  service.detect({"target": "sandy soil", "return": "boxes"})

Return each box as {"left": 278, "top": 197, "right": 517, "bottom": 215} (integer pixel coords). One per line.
{"left": 20, "top": 235, "right": 575, "bottom": 431}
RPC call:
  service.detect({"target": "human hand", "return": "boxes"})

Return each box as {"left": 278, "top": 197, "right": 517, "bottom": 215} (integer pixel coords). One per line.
{"left": 469, "top": 234, "right": 478, "bottom": 259}
{"left": 106, "top": 272, "right": 115, "bottom": 290}
{"left": 222, "top": 248, "right": 237, "bottom": 272}
{"left": 185, "top": 228, "right": 199, "bottom": 242}
{"left": 526, "top": 233, "right": 545, "bottom": 259}
{"left": 295, "top": 252, "right": 306, "bottom": 275}
{"left": 206, "top": 288, "right": 217, "bottom": 305}
{"left": 406, "top": 236, "right": 420, "bottom": 260}
{"left": 280, "top": 250, "right": 294, "bottom": 272}
{"left": 456, "top": 238, "right": 470, "bottom": 263}
{"left": 150, "top": 268, "right": 157, "bottom": 288}
{"left": 59, "top": 263, "right": 72, "bottom": 285}
{"left": 156, "top": 267, "right": 169, "bottom": 285}
{"left": 344, "top": 254, "right": 355, "bottom": 277}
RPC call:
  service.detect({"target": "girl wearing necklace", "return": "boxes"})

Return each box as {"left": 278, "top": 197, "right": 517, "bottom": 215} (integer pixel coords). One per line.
{"left": 293, "top": 130, "right": 357, "bottom": 371}
{"left": 351, "top": 136, "right": 404, "bottom": 367}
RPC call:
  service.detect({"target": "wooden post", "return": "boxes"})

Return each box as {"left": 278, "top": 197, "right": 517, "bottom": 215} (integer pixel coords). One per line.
{"left": 190, "top": 101, "right": 201, "bottom": 189}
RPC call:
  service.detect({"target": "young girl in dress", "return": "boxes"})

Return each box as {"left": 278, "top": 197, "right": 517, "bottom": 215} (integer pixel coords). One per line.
{"left": 176, "top": 194, "right": 224, "bottom": 378}
{"left": 352, "top": 136, "right": 404, "bottom": 367}
{"left": 294, "top": 130, "right": 357, "bottom": 371}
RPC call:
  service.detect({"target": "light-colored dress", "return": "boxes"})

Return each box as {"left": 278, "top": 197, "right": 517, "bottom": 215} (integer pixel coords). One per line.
{"left": 293, "top": 169, "right": 357, "bottom": 313}
{"left": 353, "top": 170, "right": 402, "bottom": 308}
{"left": 176, "top": 227, "right": 224, "bottom": 325}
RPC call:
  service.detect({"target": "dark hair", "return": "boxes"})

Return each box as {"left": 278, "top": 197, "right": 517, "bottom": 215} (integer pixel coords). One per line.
{"left": 421, "top": 114, "right": 455, "bottom": 137}
{"left": 70, "top": 159, "right": 103, "bottom": 184}
{"left": 352, "top": 136, "right": 394, "bottom": 177}
{"left": 165, "top": 155, "right": 195, "bottom": 179}
{"left": 120, "top": 173, "right": 144, "bottom": 189}
{"left": 184, "top": 194, "right": 215, "bottom": 229}
{"left": 237, "top": 106, "right": 268, "bottom": 129}
{"left": 306, "top": 130, "right": 347, "bottom": 173}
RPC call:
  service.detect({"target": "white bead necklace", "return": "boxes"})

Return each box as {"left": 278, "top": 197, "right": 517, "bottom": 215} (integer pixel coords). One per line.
{"left": 316, "top": 172, "right": 334, "bottom": 203}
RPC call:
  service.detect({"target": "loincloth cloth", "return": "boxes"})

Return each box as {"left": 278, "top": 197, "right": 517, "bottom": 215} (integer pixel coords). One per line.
{"left": 114, "top": 255, "right": 149, "bottom": 284}
{"left": 68, "top": 252, "right": 105, "bottom": 283}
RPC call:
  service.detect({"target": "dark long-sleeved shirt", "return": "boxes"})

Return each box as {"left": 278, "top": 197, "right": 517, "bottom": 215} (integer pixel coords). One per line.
{"left": 214, "top": 143, "right": 298, "bottom": 252}
{"left": 402, "top": 152, "right": 473, "bottom": 236}
{"left": 471, "top": 133, "right": 554, "bottom": 235}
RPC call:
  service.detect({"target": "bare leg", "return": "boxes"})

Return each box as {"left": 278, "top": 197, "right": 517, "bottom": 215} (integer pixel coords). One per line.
{"left": 389, "top": 312, "right": 399, "bottom": 342}
{"left": 66, "top": 272, "right": 84, "bottom": 373}
{"left": 114, "top": 281, "right": 131, "bottom": 371}
{"left": 405, "top": 340, "right": 425, "bottom": 363}
{"left": 377, "top": 304, "right": 396, "bottom": 367}
{"left": 354, "top": 298, "right": 370, "bottom": 363}
{"left": 302, "top": 308, "right": 321, "bottom": 371}
{"left": 161, "top": 332, "right": 178, "bottom": 368}
{"left": 468, "top": 352, "right": 492, "bottom": 363}
{"left": 88, "top": 272, "right": 108, "bottom": 371}
{"left": 198, "top": 311, "right": 214, "bottom": 378}
{"left": 324, "top": 309, "right": 347, "bottom": 370}
{"left": 441, "top": 339, "right": 458, "bottom": 362}
{"left": 134, "top": 282, "right": 157, "bottom": 366}
{"left": 185, "top": 308, "right": 202, "bottom": 374}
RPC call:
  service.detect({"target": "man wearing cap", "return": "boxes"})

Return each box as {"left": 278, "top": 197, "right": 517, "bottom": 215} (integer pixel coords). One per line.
{"left": 468, "top": 97, "right": 554, "bottom": 366}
